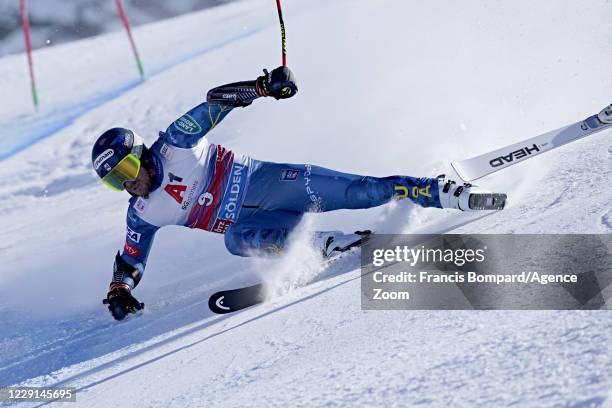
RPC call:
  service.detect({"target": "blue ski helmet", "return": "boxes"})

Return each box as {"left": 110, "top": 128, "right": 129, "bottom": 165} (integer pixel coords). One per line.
{"left": 92, "top": 128, "right": 144, "bottom": 191}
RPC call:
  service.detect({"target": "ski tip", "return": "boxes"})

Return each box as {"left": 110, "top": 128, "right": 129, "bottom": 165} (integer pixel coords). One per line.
{"left": 208, "top": 294, "right": 234, "bottom": 314}
{"left": 208, "top": 284, "right": 266, "bottom": 314}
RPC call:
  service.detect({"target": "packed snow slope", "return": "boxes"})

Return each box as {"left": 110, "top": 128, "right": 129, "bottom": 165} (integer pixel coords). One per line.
{"left": 0, "top": 0, "right": 611, "bottom": 406}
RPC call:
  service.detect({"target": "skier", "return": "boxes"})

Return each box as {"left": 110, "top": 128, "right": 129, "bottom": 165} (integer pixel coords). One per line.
{"left": 92, "top": 66, "right": 506, "bottom": 320}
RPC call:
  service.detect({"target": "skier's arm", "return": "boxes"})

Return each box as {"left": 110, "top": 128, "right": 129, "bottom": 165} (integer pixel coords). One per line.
{"left": 110, "top": 207, "right": 159, "bottom": 291}
{"left": 162, "top": 66, "right": 298, "bottom": 148}
{"left": 207, "top": 66, "right": 298, "bottom": 105}
{"left": 161, "top": 101, "right": 236, "bottom": 148}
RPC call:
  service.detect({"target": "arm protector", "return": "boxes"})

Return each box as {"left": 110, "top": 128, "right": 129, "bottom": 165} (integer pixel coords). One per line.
{"left": 206, "top": 80, "right": 263, "bottom": 107}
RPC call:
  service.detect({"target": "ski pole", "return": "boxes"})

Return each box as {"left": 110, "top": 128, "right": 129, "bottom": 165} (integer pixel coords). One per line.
{"left": 275, "top": 0, "right": 287, "bottom": 66}
{"left": 19, "top": 0, "right": 39, "bottom": 109}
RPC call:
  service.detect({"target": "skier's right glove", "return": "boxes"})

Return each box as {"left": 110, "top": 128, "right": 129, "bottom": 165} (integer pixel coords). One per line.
{"left": 103, "top": 283, "right": 144, "bottom": 321}
{"left": 256, "top": 66, "right": 298, "bottom": 99}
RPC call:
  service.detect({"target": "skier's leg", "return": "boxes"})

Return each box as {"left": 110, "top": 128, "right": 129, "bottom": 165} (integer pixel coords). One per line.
{"left": 230, "top": 162, "right": 505, "bottom": 258}
{"left": 243, "top": 161, "right": 442, "bottom": 212}
{"left": 225, "top": 208, "right": 370, "bottom": 258}
{"left": 224, "top": 208, "right": 304, "bottom": 257}
{"left": 243, "top": 161, "right": 505, "bottom": 213}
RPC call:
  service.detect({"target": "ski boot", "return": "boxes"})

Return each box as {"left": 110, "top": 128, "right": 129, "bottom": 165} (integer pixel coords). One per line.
{"left": 437, "top": 175, "right": 506, "bottom": 211}
{"left": 598, "top": 103, "right": 612, "bottom": 124}
{"left": 313, "top": 230, "right": 372, "bottom": 259}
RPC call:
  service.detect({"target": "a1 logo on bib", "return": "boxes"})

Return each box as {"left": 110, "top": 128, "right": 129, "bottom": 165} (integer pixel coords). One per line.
{"left": 164, "top": 172, "right": 187, "bottom": 204}
{"left": 165, "top": 184, "right": 187, "bottom": 204}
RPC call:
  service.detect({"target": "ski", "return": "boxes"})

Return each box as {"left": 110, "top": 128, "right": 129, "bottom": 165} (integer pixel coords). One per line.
{"left": 208, "top": 212, "right": 495, "bottom": 314}
{"left": 209, "top": 283, "right": 265, "bottom": 314}
{"left": 451, "top": 103, "right": 612, "bottom": 182}
{"left": 208, "top": 231, "right": 372, "bottom": 314}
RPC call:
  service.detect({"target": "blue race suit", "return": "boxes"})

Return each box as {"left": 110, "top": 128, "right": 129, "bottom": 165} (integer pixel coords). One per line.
{"left": 115, "top": 87, "right": 442, "bottom": 289}
{"left": 224, "top": 162, "right": 440, "bottom": 256}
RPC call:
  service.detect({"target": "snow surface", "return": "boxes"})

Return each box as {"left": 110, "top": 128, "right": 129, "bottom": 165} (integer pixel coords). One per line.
{"left": 0, "top": 0, "right": 611, "bottom": 406}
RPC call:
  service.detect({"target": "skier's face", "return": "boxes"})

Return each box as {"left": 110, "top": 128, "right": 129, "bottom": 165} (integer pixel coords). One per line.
{"left": 123, "top": 166, "right": 151, "bottom": 197}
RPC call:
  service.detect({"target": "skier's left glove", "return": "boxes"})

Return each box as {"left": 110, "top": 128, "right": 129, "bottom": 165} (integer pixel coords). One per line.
{"left": 103, "top": 284, "right": 144, "bottom": 321}
{"left": 256, "top": 66, "right": 298, "bottom": 99}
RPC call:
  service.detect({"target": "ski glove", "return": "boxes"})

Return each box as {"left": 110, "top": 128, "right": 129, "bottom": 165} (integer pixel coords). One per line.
{"left": 256, "top": 66, "right": 298, "bottom": 99}
{"left": 103, "top": 285, "right": 144, "bottom": 321}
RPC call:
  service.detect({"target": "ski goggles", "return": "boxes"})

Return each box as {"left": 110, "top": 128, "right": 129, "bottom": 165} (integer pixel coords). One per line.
{"left": 101, "top": 143, "right": 144, "bottom": 191}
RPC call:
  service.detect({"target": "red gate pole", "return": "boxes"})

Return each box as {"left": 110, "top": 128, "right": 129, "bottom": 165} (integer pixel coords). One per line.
{"left": 19, "top": 0, "right": 39, "bottom": 109}
{"left": 115, "top": 0, "right": 145, "bottom": 79}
